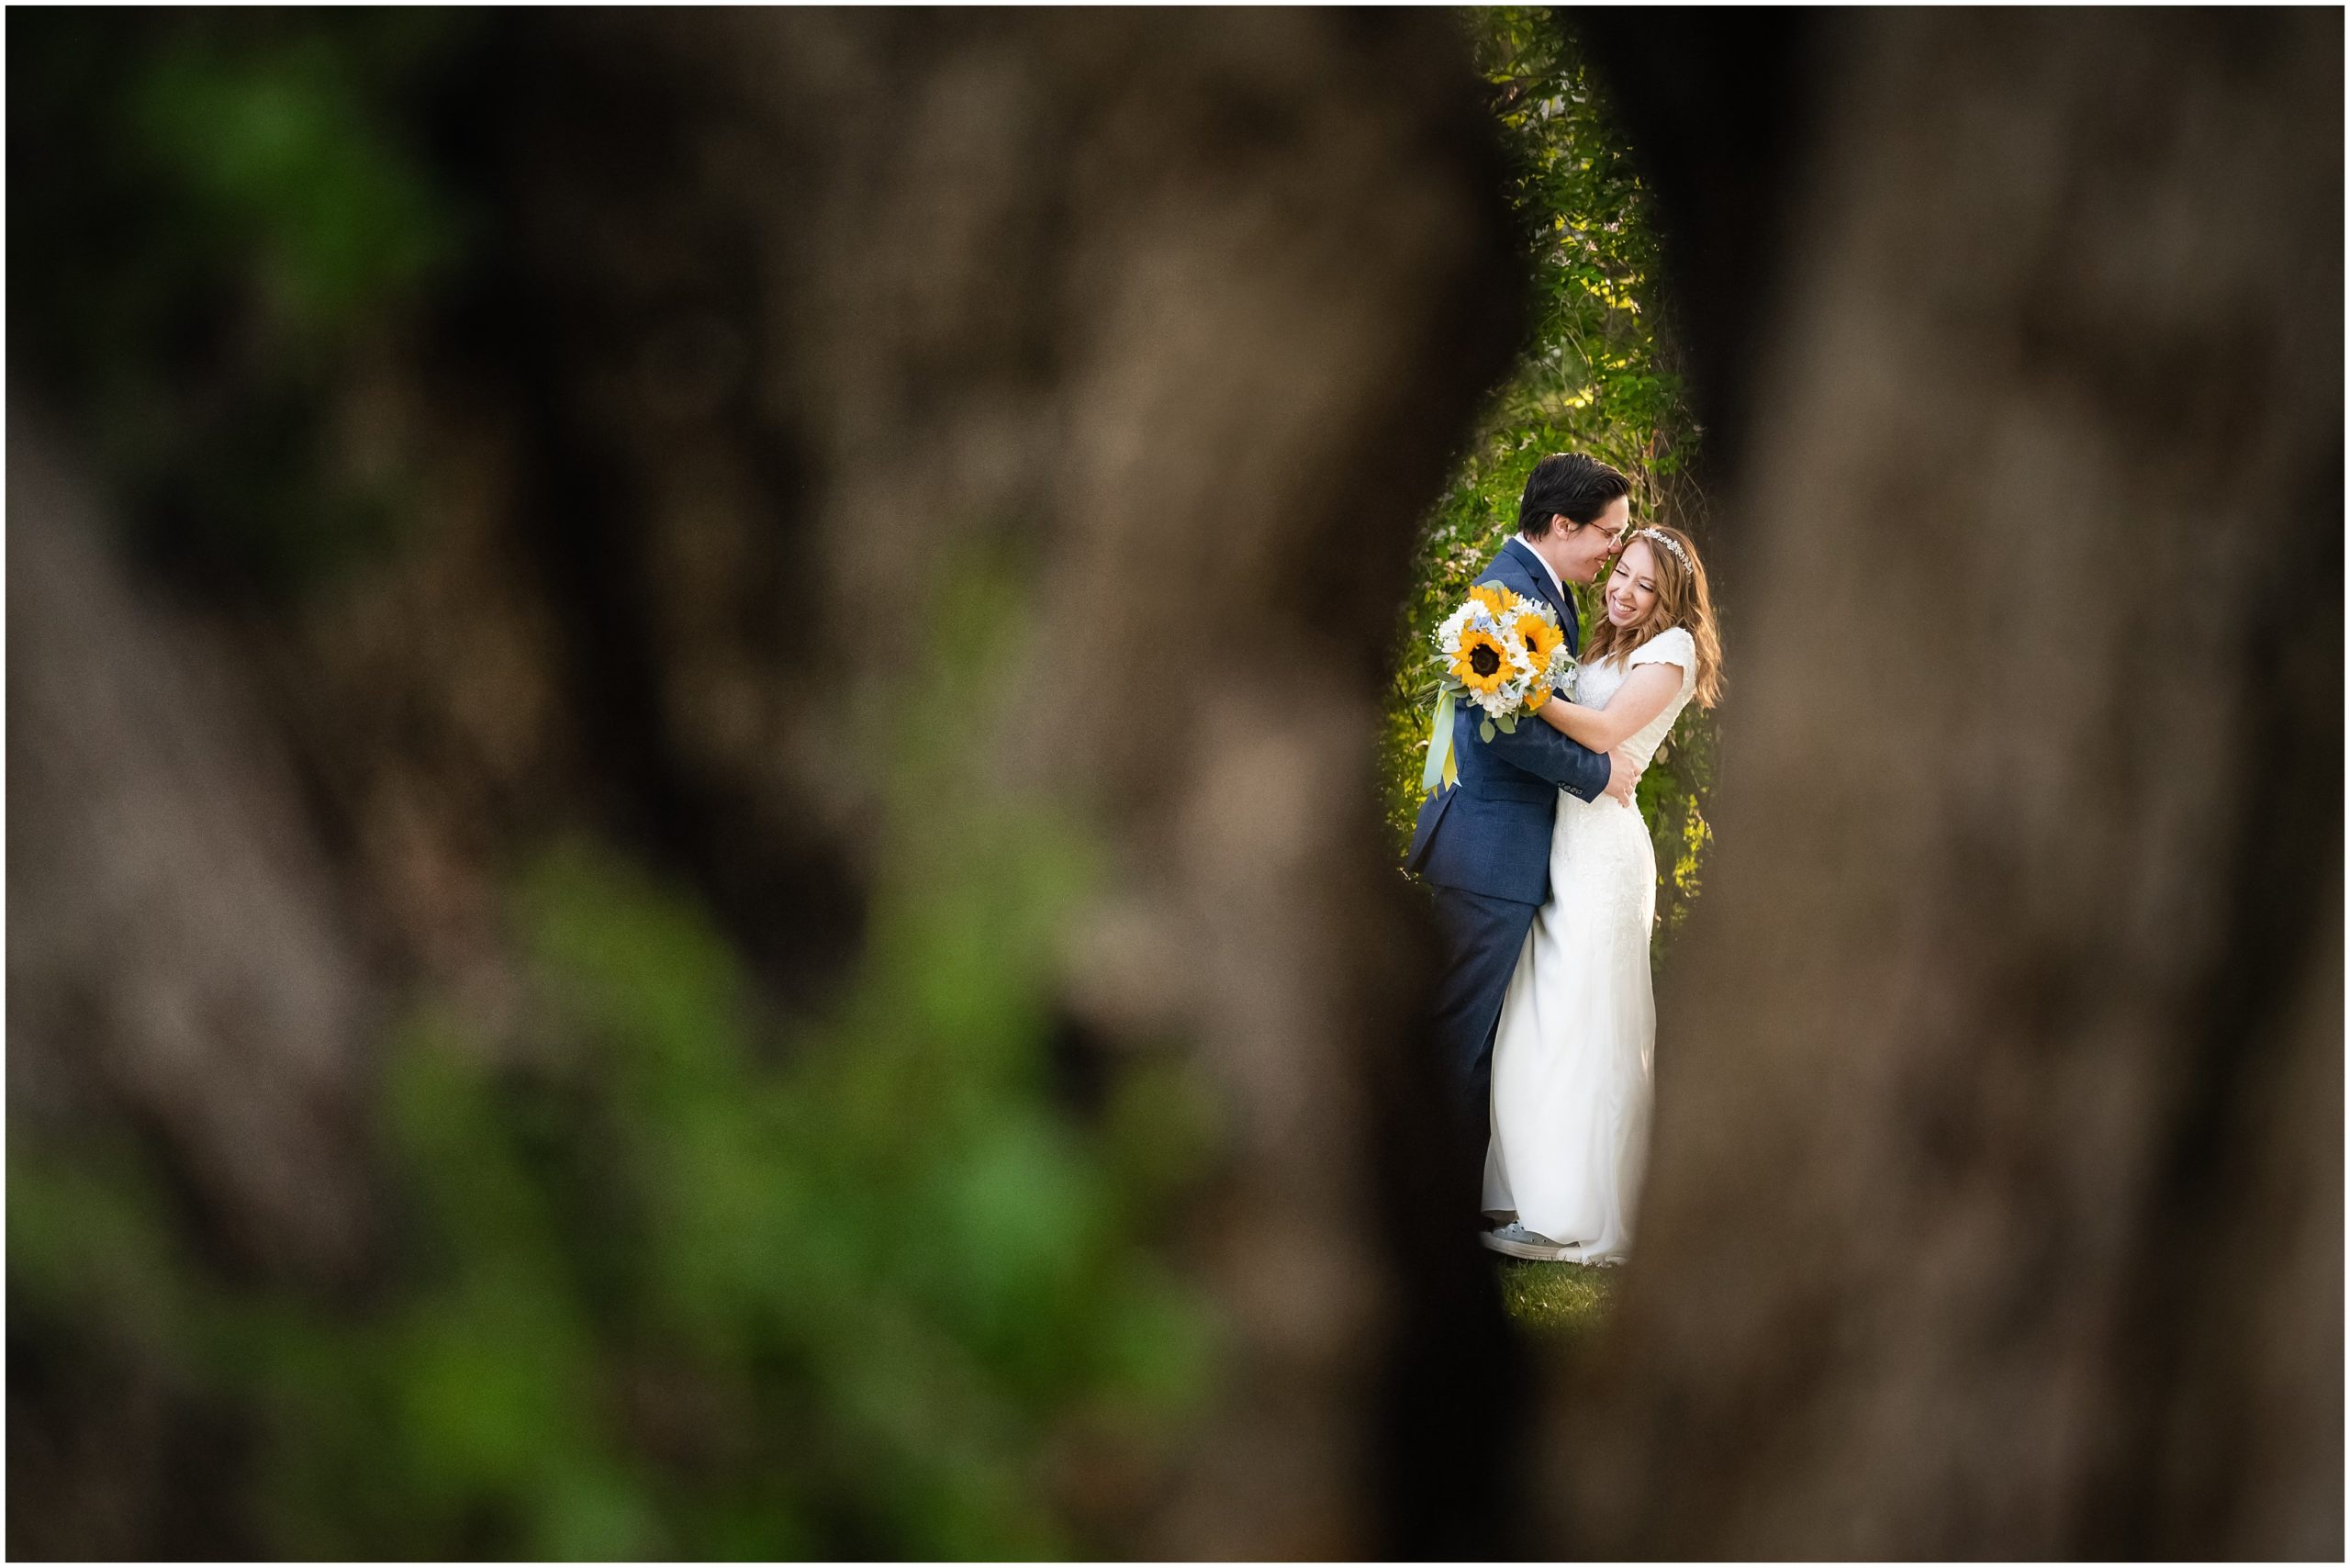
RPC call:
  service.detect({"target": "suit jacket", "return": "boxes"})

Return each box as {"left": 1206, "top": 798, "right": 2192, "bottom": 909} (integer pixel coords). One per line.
{"left": 1404, "top": 539, "right": 1612, "bottom": 904}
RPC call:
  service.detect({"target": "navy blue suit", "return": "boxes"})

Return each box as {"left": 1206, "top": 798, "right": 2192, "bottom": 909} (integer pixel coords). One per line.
{"left": 1405, "top": 539, "right": 1611, "bottom": 1181}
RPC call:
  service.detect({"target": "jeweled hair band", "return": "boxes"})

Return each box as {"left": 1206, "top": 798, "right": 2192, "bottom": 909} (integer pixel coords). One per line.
{"left": 1632, "top": 527, "right": 1690, "bottom": 569}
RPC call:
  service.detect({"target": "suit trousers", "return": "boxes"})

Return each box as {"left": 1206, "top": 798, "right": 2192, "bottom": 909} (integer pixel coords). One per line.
{"left": 1425, "top": 882, "right": 1539, "bottom": 1203}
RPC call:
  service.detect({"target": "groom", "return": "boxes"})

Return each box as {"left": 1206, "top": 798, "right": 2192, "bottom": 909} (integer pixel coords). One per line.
{"left": 1406, "top": 453, "right": 1639, "bottom": 1200}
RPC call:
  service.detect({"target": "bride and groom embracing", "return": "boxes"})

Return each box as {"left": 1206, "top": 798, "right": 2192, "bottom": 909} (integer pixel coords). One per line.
{"left": 1407, "top": 453, "right": 1722, "bottom": 1264}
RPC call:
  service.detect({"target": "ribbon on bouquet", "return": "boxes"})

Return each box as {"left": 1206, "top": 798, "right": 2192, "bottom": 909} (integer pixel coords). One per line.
{"left": 1419, "top": 688, "right": 1460, "bottom": 796}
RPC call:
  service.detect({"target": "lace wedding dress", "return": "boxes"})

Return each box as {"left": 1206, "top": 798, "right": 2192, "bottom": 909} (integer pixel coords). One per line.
{"left": 1482, "top": 625, "right": 1698, "bottom": 1263}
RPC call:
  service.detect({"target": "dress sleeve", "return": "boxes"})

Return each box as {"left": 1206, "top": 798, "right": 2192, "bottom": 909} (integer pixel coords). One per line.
{"left": 1628, "top": 625, "right": 1695, "bottom": 674}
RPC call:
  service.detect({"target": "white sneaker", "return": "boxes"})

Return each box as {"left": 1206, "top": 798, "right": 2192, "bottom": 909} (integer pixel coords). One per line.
{"left": 1481, "top": 1222, "right": 1573, "bottom": 1260}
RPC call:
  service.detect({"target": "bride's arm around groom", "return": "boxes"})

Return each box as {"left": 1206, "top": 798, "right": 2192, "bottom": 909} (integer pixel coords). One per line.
{"left": 1532, "top": 663, "right": 1681, "bottom": 753}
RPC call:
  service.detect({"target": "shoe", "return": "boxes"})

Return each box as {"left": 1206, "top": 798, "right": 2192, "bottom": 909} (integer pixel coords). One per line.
{"left": 1480, "top": 1222, "right": 1573, "bottom": 1260}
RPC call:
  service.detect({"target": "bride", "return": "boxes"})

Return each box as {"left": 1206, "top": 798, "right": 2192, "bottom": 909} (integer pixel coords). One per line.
{"left": 1482, "top": 522, "right": 1723, "bottom": 1263}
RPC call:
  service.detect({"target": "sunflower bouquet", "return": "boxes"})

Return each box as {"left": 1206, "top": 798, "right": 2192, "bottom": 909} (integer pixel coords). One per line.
{"left": 1418, "top": 582, "right": 1577, "bottom": 793}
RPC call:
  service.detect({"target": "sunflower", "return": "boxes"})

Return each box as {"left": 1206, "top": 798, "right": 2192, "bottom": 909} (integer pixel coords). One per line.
{"left": 1449, "top": 626, "right": 1517, "bottom": 696}
{"left": 1467, "top": 583, "right": 1516, "bottom": 621}
{"left": 1511, "top": 608, "right": 1564, "bottom": 671}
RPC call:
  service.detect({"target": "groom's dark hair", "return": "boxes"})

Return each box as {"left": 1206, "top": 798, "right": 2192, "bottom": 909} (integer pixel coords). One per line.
{"left": 1517, "top": 453, "right": 1630, "bottom": 539}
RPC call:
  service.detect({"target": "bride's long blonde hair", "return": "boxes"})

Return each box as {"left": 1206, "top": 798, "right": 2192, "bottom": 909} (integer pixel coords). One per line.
{"left": 1582, "top": 523, "right": 1723, "bottom": 709}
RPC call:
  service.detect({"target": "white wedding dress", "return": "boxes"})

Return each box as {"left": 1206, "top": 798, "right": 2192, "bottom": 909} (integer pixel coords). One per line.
{"left": 1482, "top": 625, "right": 1698, "bottom": 1263}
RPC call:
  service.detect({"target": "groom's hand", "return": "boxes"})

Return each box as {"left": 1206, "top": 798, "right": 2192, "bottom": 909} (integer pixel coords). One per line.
{"left": 1604, "top": 747, "right": 1642, "bottom": 805}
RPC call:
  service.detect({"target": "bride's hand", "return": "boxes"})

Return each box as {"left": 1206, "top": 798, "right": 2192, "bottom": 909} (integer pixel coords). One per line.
{"left": 1604, "top": 747, "right": 1642, "bottom": 805}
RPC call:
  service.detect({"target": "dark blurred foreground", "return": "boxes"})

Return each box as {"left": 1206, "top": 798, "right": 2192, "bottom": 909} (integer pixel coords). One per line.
{"left": 8, "top": 8, "right": 2342, "bottom": 1560}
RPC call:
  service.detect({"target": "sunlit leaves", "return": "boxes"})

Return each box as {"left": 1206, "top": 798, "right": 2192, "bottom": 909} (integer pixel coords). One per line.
{"left": 1385, "top": 9, "right": 1716, "bottom": 958}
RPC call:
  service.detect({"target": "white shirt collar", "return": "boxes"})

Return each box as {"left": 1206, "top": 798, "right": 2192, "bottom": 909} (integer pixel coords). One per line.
{"left": 1509, "top": 534, "right": 1565, "bottom": 599}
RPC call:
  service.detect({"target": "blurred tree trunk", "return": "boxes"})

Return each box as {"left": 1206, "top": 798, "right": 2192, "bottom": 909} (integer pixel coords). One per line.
{"left": 458, "top": 12, "right": 1530, "bottom": 1555}
{"left": 11, "top": 9, "right": 1528, "bottom": 1557}
{"left": 8, "top": 415, "right": 378, "bottom": 1286}
{"left": 6, "top": 412, "right": 379, "bottom": 1560}
{"left": 1560, "top": 9, "right": 2343, "bottom": 1559}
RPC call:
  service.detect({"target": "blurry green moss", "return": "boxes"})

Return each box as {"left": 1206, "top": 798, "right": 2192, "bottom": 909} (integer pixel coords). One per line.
{"left": 10, "top": 825, "right": 1219, "bottom": 1558}
{"left": 1496, "top": 1259, "right": 1619, "bottom": 1344}
{"left": 7, "top": 1136, "right": 198, "bottom": 1359}
{"left": 128, "top": 34, "right": 457, "bottom": 338}
{"left": 9, "top": 10, "right": 474, "bottom": 598}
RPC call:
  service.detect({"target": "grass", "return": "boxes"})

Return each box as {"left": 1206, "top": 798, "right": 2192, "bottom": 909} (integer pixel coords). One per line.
{"left": 1498, "top": 1260, "right": 1622, "bottom": 1342}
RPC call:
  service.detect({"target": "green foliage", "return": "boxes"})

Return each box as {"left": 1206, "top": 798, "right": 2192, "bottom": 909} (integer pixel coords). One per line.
{"left": 9, "top": 566, "right": 1220, "bottom": 1559}
{"left": 9, "top": 11, "right": 471, "bottom": 596}
{"left": 128, "top": 30, "right": 459, "bottom": 333}
{"left": 1386, "top": 8, "right": 1717, "bottom": 955}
